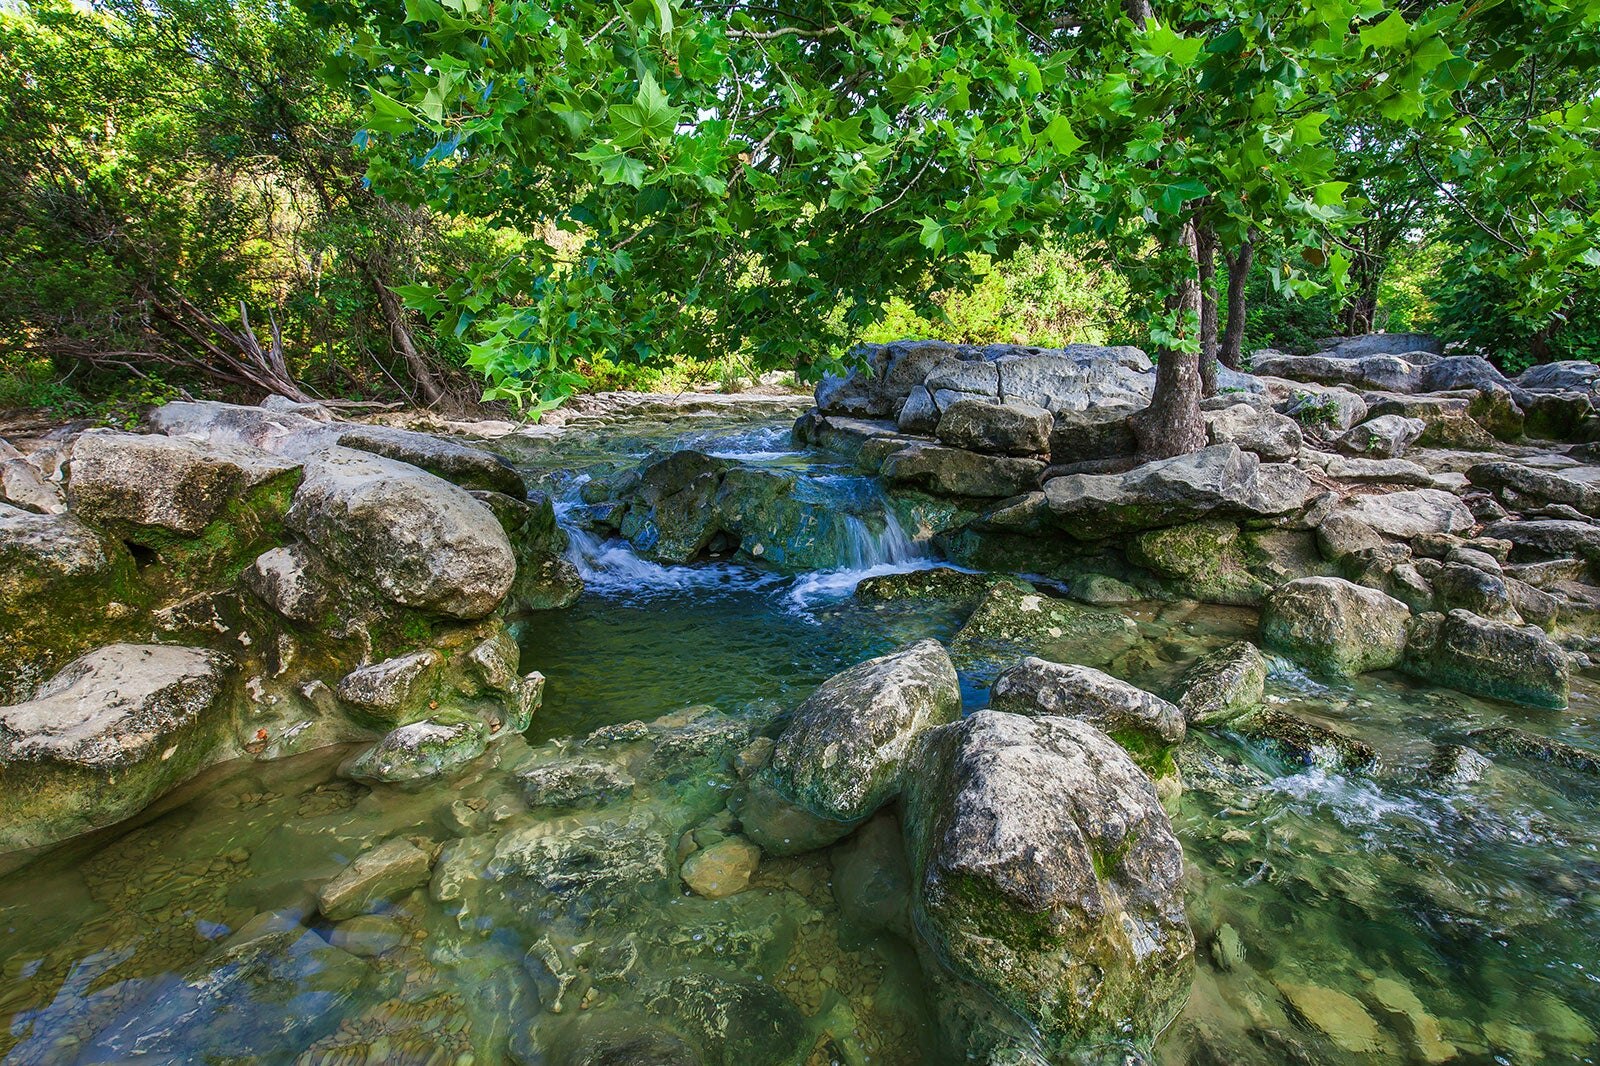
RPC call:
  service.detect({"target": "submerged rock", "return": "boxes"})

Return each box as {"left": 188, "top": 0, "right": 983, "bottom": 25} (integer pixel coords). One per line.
{"left": 341, "top": 712, "right": 490, "bottom": 784}
{"left": 903, "top": 711, "right": 1193, "bottom": 1059}
{"left": 1469, "top": 725, "right": 1599, "bottom": 776}
{"left": 990, "top": 657, "right": 1185, "bottom": 767}
{"left": 1405, "top": 610, "right": 1570, "bottom": 709}
{"left": 1174, "top": 641, "right": 1269, "bottom": 725}
{"left": 680, "top": 835, "right": 761, "bottom": 899}
{"left": 317, "top": 837, "right": 435, "bottom": 920}
{"left": 1261, "top": 577, "right": 1411, "bottom": 678}
{"left": 950, "top": 582, "right": 1142, "bottom": 668}
{"left": 751, "top": 640, "right": 960, "bottom": 854}
{"left": 0, "top": 643, "right": 230, "bottom": 854}
{"left": 829, "top": 810, "right": 914, "bottom": 939}
{"left": 1232, "top": 708, "right": 1376, "bottom": 771}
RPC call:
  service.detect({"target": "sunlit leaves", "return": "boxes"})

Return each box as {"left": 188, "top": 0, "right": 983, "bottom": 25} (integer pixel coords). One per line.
{"left": 608, "top": 73, "right": 680, "bottom": 148}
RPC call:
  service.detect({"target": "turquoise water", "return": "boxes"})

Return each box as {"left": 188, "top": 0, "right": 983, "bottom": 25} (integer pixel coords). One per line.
{"left": 1, "top": 413, "right": 1597, "bottom": 1065}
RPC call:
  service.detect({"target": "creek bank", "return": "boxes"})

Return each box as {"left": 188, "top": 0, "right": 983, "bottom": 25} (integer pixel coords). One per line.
{"left": 1, "top": 398, "right": 577, "bottom": 862}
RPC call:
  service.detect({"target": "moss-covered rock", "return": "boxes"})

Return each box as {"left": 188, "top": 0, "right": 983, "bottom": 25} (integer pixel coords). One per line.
{"left": 990, "top": 657, "right": 1184, "bottom": 778}
{"left": 1129, "top": 520, "right": 1266, "bottom": 605}
{"left": 474, "top": 490, "right": 583, "bottom": 611}
{"left": 1261, "top": 577, "right": 1410, "bottom": 678}
{"left": 1174, "top": 641, "right": 1268, "bottom": 725}
{"left": 853, "top": 566, "right": 1029, "bottom": 612}
{"left": 1404, "top": 610, "right": 1570, "bottom": 709}
{"left": 0, "top": 643, "right": 232, "bottom": 855}
{"left": 950, "top": 581, "right": 1143, "bottom": 669}
{"left": 340, "top": 710, "right": 491, "bottom": 784}
{"left": 902, "top": 711, "right": 1193, "bottom": 1060}
{"left": 1231, "top": 707, "right": 1376, "bottom": 771}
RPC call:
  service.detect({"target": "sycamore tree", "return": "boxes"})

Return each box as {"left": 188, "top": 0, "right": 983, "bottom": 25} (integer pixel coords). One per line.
{"left": 341, "top": 0, "right": 1577, "bottom": 452}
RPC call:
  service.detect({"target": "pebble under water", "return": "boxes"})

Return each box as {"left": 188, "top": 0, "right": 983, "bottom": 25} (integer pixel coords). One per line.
{"left": 1, "top": 413, "right": 1598, "bottom": 1065}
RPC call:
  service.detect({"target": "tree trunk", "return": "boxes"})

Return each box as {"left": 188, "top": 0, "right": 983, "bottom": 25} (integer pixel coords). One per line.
{"left": 1197, "top": 224, "right": 1219, "bottom": 397}
{"left": 1219, "top": 236, "right": 1254, "bottom": 369}
{"left": 1131, "top": 221, "right": 1208, "bottom": 459}
{"left": 367, "top": 258, "right": 446, "bottom": 408}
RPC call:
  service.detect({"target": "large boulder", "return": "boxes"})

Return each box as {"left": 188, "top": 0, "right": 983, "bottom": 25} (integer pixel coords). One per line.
{"left": 285, "top": 447, "right": 515, "bottom": 619}
{"left": 1261, "top": 577, "right": 1411, "bottom": 677}
{"left": 1279, "top": 384, "right": 1369, "bottom": 432}
{"left": 750, "top": 640, "right": 960, "bottom": 855}
{"left": 1174, "top": 641, "right": 1268, "bottom": 724}
{"left": 1329, "top": 489, "right": 1475, "bottom": 540}
{"left": 1253, "top": 352, "right": 1421, "bottom": 392}
{"left": 334, "top": 424, "right": 526, "bottom": 496}
{"left": 607, "top": 449, "right": 733, "bottom": 562}
{"left": 1467, "top": 461, "right": 1600, "bottom": 518}
{"left": 1516, "top": 361, "right": 1600, "bottom": 393}
{"left": 1423, "top": 355, "right": 1511, "bottom": 393}
{"left": 990, "top": 657, "right": 1185, "bottom": 770}
{"left": 1044, "top": 445, "right": 1310, "bottom": 537}
{"left": 0, "top": 643, "right": 230, "bottom": 855}
{"left": 66, "top": 430, "right": 300, "bottom": 538}
{"left": 1128, "top": 519, "right": 1269, "bottom": 605}
{"left": 935, "top": 399, "right": 1051, "bottom": 456}
{"left": 903, "top": 711, "right": 1193, "bottom": 1059}
{"left": 1317, "top": 332, "right": 1441, "bottom": 360}
{"left": 1365, "top": 393, "right": 1498, "bottom": 449}
{"left": 1048, "top": 404, "right": 1139, "bottom": 464}
{"left": 880, "top": 442, "right": 1046, "bottom": 498}
{"left": 1482, "top": 518, "right": 1600, "bottom": 562}
{"left": 1405, "top": 610, "right": 1570, "bottom": 709}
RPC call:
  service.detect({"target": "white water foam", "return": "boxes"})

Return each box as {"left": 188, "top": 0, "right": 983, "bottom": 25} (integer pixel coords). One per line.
{"left": 784, "top": 510, "right": 936, "bottom": 611}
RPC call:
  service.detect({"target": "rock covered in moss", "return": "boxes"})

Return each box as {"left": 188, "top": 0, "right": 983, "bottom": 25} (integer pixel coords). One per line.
{"left": 853, "top": 565, "right": 1028, "bottom": 610}
{"left": 1232, "top": 708, "right": 1376, "bottom": 770}
{"left": 1129, "top": 519, "right": 1267, "bottom": 605}
{"left": 1261, "top": 577, "right": 1411, "bottom": 678}
{"left": 950, "top": 581, "right": 1142, "bottom": 668}
{"left": 0, "top": 643, "right": 230, "bottom": 853}
{"left": 1174, "top": 641, "right": 1268, "bottom": 725}
{"left": 67, "top": 429, "right": 301, "bottom": 537}
{"left": 341, "top": 711, "right": 490, "bottom": 784}
{"left": 286, "top": 446, "right": 515, "bottom": 619}
{"left": 902, "top": 710, "right": 1193, "bottom": 1060}
{"left": 1404, "top": 609, "right": 1570, "bottom": 709}
{"left": 1469, "top": 725, "right": 1599, "bottom": 776}
{"left": 335, "top": 649, "right": 445, "bottom": 726}
{"left": 757, "top": 639, "right": 960, "bottom": 843}
{"left": 935, "top": 399, "right": 1052, "bottom": 456}
{"left": 990, "top": 657, "right": 1185, "bottom": 765}
{"left": 473, "top": 490, "right": 583, "bottom": 610}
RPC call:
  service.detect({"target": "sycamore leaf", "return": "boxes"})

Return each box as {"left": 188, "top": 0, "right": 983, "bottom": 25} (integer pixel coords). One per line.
{"left": 576, "top": 144, "right": 649, "bottom": 188}
{"left": 1157, "top": 178, "right": 1209, "bottom": 214}
{"left": 1147, "top": 24, "right": 1204, "bottom": 66}
{"left": 1360, "top": 11, "right": 1410, "bottom": 49}
{"left": 918, "top": 216, "right": 945, "bottom": 252}
{"left": 1043, "top": 114, "right": 1084, "bottom": 156}
{"left": 609, "top": 73, "right": 681, "bottom": 147}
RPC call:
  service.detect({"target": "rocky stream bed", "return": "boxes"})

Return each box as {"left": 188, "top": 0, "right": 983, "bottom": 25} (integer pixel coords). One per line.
{"left": 2, "top": 341, "right": 1599, "bottom": 1065}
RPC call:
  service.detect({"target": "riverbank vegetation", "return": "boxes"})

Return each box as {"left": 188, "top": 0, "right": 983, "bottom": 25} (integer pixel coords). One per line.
{"left": 2, "top": 0, "right": 1596, "bottom": 435}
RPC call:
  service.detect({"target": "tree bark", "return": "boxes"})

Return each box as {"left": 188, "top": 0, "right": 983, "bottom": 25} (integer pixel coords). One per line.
{"left": 368, "top": 257, "right": 446, "bottom": 407}
{"left": 1197, "top": 224, "right": 1219, "bottom": 397}
{"left": 1131, "top": 221, "right": 1208, "bottom": 459}
{"left": 1219, "top": 236, "right": 1254, "bottom": 369}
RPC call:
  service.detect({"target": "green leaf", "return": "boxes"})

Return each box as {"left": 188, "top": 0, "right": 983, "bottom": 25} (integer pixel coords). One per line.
{"left": 1156, "top": 178, "right": 1209, "bottom": 214}
{"left": 1043, "top": 114, "right": 1084, "bottom": 156}
{"left": 1147, "top": 24, "right": 1204, "bottom": 66}
{"left": 1360, "top": 11, "right": 1410, "bottom": 49}
{"left": 918, "top": 216, "right": 945, "bottom": 252}
{"left": 576, "top": 144, "right": 649, "bottom": 188}
{"left": 609, "top": 72, "right": 681, "bottom": 147}
{"left": 1312, "top": 181, "right": 1348, "bottom": 206}
{"left": 653, "top": 0, "right": 673, "bottom": 36}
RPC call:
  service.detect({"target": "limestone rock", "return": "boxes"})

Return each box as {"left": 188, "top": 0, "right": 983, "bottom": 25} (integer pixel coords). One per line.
{"left": 1044, "top": 445, "right": 1308, "bottom": 538}
{"left": 1423, "top": 355, "right": 1509, "bottom": 393}
{"left": 286, "top": 446, "right": 515, "bottom": 618}
{"left": 1482, "top": 518, "right": 1600, "bottom": 561}
{"left": 335, "top": 649, "right": 444, "bottom": 726}
{"left": 1047, "top": 404, "right": 1139, "bottom": 464}
{"left": 1175, "top": 641, "right": 1268, "bottom": 725}
{"left": 1330, "top": 488, "right": 1475, "bottom": 540}
{"left": 897, "top": 385, "right": 939, "bottom": 433}
{"left": 1128, "top": 519, "right": 1266, "bottom": 605}
{"left": 1405, "top": 609, "right": 1570, "bottom": 709}
{"left": 881, "top": 442, "right": 1046, "bottom": 497}
{"left": 1233, "top": 708, "right": 1376, "bottom": 770}
{"left": 66, "top": 429, "right": 300, "bottom": 537}
{"left": 317, "top": 838, "right": 435, "bottom": 920}
{"left": 765, "top": 639, "right": 960, "bottom": 826}
{"left": 1276, "top": 981, "right": 1387, "bottom": 1054}
{"left": 334, "top": 424, "right": 525, "bottom": 495}
{"left": 950, "top": 582, "right": 1142, "bottom": 668}
{"left": 341, "top": 712, "right": 490, "bottom": 784}
{"left": 245, "top": 543, "right": 330, "bottom": 623}
{"left": 990, "top": 657, "right": 1185, "bottom": 762}
{"left": 854, "top": 566, "right": 1028, "bottom": 610}
{"left": 1469, "top": 725, "right": 1599, "bottom": 776}
{"left": 1278, "top": 385, "right": 1369, "bottom": 431}
{"left": 1261, "top": 576, "right": 1411, "bottom": 677}
{"left": 680, "top": 835, "right": 761, "bottom": 899}
{"left": 829, "top": 810, "right": 913, "bottom": 939}
{"left": 1203, "top": 403, "right": 1303, "bottom": 461}
{"left": 903, "top": 711, "right": 1193, "bottom": 1058}
{"left": 0, "top": 644, "right": 230, "bottom": 854}
{"left": 1339, "top": 414, "right": 1426, "bottom": 458}
{"left": 1517, "top": 360, "right": 1600, "bottom": 392}
{"left": 1468, "top": 460, "right": 1600, "bottom": 518}
{"left": 936, "top": 399, "right": 1051, "bottom": 456}
{"left": 517, "top": 758, "right": 637, "bottom": 810}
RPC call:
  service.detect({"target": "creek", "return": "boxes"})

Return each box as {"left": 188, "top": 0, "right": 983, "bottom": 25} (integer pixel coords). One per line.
{"left": 1, "top": 412, "right": 1596, "bottom": 1065}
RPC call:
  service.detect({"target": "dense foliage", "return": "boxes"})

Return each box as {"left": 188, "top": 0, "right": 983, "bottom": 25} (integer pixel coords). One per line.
{"left": 0, "top": 0, "right": 1595, "bottom": 428}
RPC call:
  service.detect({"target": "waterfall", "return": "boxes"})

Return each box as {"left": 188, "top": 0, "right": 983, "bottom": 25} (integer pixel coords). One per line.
{"left": 786, "top": 506, "right": 935, "bottom": 609}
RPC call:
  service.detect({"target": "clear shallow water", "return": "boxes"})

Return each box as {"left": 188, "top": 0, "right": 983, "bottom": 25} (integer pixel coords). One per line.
{"left": 2, "top": 414, "right": 1599, "bottom": 1065}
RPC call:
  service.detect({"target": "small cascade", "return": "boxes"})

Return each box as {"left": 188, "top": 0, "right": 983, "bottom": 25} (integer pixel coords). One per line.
{"left": 786, "top": 506, "right": 936, "bottom": 609}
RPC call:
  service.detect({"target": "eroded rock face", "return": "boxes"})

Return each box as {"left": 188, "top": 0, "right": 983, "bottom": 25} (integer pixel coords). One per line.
{"left": 286, "top": 447, "right": 515, "bottom": 619}
{"left": 0, "top": 644, "right": 230, "bottom": 853}
{"left": 1405, "top": 609, "right": 1570, "bottom": 709}
{"left": 764, "top": 639, "right": 960, "bottom": 827}
{"left": 903, "top": 711, "right": 1193, "bottom": 1059}
{"left": 1261, "top": 577, "right": 1410, "bottom": 677}
{"left": 990, "top": 657, "right": 1185, "bottom": 758}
